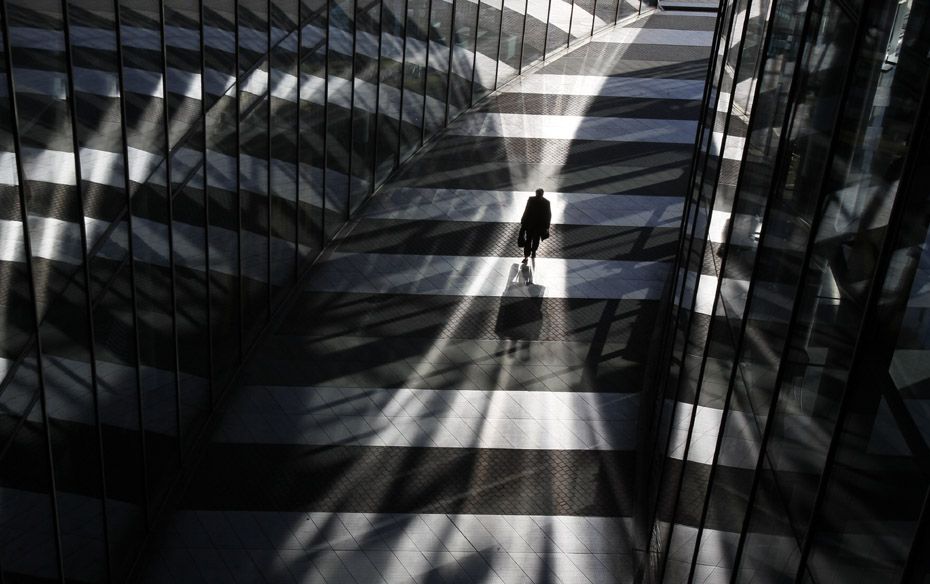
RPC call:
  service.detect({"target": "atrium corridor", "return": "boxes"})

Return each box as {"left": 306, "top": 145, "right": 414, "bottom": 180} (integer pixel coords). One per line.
{"left": 140, "top": 11, "right": 713, "bottom": 583}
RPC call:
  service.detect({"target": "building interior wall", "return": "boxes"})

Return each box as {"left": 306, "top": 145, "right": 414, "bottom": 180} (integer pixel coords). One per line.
{"left": 645, "top": 0, "right": 930, "bottom": 582}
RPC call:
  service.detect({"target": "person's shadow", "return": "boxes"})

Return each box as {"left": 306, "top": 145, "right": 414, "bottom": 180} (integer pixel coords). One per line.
{"left": 495, "top": 263, "right": 546, "bottom": 362}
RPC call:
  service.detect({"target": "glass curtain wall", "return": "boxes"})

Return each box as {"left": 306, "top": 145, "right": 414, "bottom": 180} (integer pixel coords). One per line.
{"left": 646, "top": 0, "right": 930, "bottom": 583}
{"left": 0, "top": 0, "right": 645, "bottom": 581}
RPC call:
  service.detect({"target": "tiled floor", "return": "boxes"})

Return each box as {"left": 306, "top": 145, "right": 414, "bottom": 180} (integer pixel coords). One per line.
{"left": 141, "top": 10, "right": 711, "bottom": 583}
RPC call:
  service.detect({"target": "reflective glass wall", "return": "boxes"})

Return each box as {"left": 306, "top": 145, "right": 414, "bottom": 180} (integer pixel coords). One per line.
{"left": 0, "top": 0, "right": 647, "bottom": 581}
{"left": 644, "top": 0, "right": 930, "bottom": 582}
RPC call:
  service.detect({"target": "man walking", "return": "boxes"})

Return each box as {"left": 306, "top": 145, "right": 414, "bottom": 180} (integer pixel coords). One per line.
{"left": 519, "top": 188, "right": 552, "bottom": 265}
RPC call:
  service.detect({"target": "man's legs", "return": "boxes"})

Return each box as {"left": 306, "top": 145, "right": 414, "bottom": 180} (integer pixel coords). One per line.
{"left": 522, "top": 233, "right": 541, "bottom": 263}
{"left": 529, "top": 234, "right": 540, "bottom": 259}
{"left": 522, "top": 232, "right": 533, "bottom": 263}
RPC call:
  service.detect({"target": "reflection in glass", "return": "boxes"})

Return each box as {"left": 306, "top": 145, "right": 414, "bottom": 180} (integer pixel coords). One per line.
{"left": 447, "top": 0, "right": 478, "bottom": 120}
{"left": 238, "top": 0, "right": 271, "bottom": 346}
{"left": 298, "top": 0, "right": 327, "bottom": 261}
{"left": 400, "top": 0, "right": 429, "bottom": 161}
{"left": 522, "top": 0, "right": 549, "bottom": 69}
{"left": 497, "top": 0, "right": 524, "bottom": 85}
{"left": 269, "top": 0, "right": 299, "bottom": 308}
{"left": 570, "top": 0, "right": 595, "bottom": 44}
{"left": 546, "top": 0, "right": 571, "bottom": 57}
{"left": 424, "top": 0, "right": 453, "bottom": 136}
{"left": 375, "top": 0, "right": 404, "bottom": 183}
{"left": 472, "top": 0, "right": 502, "bottom": 103}
{"left": 325, "top": 0, "right": 353, "bottom": 239}
{"left": 351, "top": 0, "right": 381, "bottom": 209}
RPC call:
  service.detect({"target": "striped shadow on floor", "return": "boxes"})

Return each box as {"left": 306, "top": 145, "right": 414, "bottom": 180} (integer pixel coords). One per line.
{"left": 140, "top": 9, "right": 710, "bottom": 583}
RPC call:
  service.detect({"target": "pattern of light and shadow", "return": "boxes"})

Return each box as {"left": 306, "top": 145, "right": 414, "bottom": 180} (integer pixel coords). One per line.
{"left": 645, "top": 0, "right": 930, "bottom": 583}
{"left": 137, "top": 10, "right": 712, "bottom": 583}
{"left": 0, "top": 0, "right": 656, "bottom": 581}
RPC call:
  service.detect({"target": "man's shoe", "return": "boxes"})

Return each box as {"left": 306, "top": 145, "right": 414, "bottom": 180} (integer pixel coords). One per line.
{"left": 521, "top": 258, "right": 528, "bottom": 265}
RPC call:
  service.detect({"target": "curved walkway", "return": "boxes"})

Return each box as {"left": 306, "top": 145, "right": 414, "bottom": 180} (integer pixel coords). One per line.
{"left": 141, "top": 10, "right": 712, "bottom": 583}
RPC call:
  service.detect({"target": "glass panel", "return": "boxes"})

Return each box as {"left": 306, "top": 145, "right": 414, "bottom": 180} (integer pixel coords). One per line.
{"left": 737, "top": 2, "right": 856, "bottom": 581}
{"left": 0, "top": 18, "right": 60, "bottom": 580}
{"left": 618, "top": 0, "right": 639, "bottom": 21}
{"left": 325, "top": 0, "right": 353, "bottom": 239}
{"left": 497, "top": 0, "right": 523, "bottom": 84}
{"left": 119, "top": 0, "right": 181, "bottom": 518}
{"left": 447, "top": 0, "right": 478, "bottom": 120}
{"left": 298, "top": 0, "right": 326, "bottom": 262}
{"left": 204, "top": 0, "right": 241, "bottom": 388}
{"left": 570, "top": 0, "right": 595, "bottom": 44}
{"left": 165, "top": 0, "right": 211, "bottom": 458}
{"left": 375, "top": 0, "right": 404, "bottom": 183}
{"left": 68, "top": 0, "right": 149, "bottom": 578}
{"left": 270, "top": 0, "right": 299, "bottom": 307}
{"left": 595, "top": 0, "right": 619, "bottom": 32}
{"left": 472, "top": 0, "right": 501, "bottom": 102}
{"left": 6, "top": 1, "right": 109, "bottom": 580}
{"left": 651, "top": 0, "right": 741, "bottom": 572}
{"left": 801, "top": 1, "right": 930, "bottom": 581}
{"left": 521, "top": 0, "right": 548, "bottom": 69}
{"left": 400, "top": 0, "right": 429, "bottom": 161}
{"left": 661, "top": 0, "right": 750, "bottom": 577}
{"left": 351, "top": 0, "right": 380, "bottom": 208}
{"left": 238, "top": 0, "right": 270, "bottom": 346}
{"left": 546, "top": 0, "right": 571, "bottom": 56}
{"left": 423, "top": 0, "right": 453, "bottom": 137}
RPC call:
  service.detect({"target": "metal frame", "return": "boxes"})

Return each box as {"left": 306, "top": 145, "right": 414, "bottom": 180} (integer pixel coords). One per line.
{"left": 652, "top": 0, "right": 746, "bottom": 576}
{"left": 396, "top": 0, "right": 411, "bottom": 167}
{"left": 157, "top": 0, "right": 185, "bottom": 459}
{"left": 517, "top": 0, "right": 528, "bottom": 74}
{"left": 678, "top": 0, "right": 783, "bottom": 575}
{"left": 347, "top": 0, "right": 360, "bottom": 215}
{"left": 372, "top": 0, "right": 385, "bottom": 189}
{"left": 443, "top": 0, "right": 457, "bottom": 125}
{"left": 788, "top": 13, "right": 875, "bottom": 581}
{"left": 641, "top": 0, "right": 733, "bottom": 569}
{"left": 321, "top": 0, "right": 331, "bottom": 243}
{"left": 468, "top": 0, "right": 480, "bottom": 107}
{"left": 0, "top": 3, "right": 66, "bottom": 579}
{"left": 590, "top": 0, "right": 598, "bottom": 35}
{"left": 295, "top": 0, "right": 303, "bottom": 275}
{"left": 420, "top": 0, "right": 435, "bottom": 145}
{"left": 567, "top": 0, "right": 575, "bottom": 48}
{"left": 726, "top": 0, "right": 854, "bottom": 576}
{"left": 59, "top": 0, "right": 113, "bottom": 577}
{"left": 198, "top": 0, "right": 217, "bottom": 407}
{"left": 235, "top": 0, "right": 245, "bottom": 359}
{"left": 113, "top": 0, "right": 153, "bottom": 529}
{"left": 493, "top": 0, "right": 504, "bottom": 89}
{"left": 267, "top": 0, "right": 275, "bottom": 309}
{"left": 543, "top": 0, "right": 552, "bottom": 59}
{"left": 793, "top": 14, "right": 930, "bottom": 582}
{"left": 672, "top": 0, "right": 761, "bottom": 579}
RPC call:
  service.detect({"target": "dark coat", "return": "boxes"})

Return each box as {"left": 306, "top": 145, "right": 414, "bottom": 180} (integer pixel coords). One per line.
{"left": 521, "top": 196, "right": 551, "bottom": 235}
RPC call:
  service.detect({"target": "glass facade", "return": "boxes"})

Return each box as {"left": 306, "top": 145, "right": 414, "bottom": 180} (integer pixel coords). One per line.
{"left": 645, "top": 0, "right": 930, "bottom": 582}
{"left": 0, "top": 0, "right": 649, "bottom": 581}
